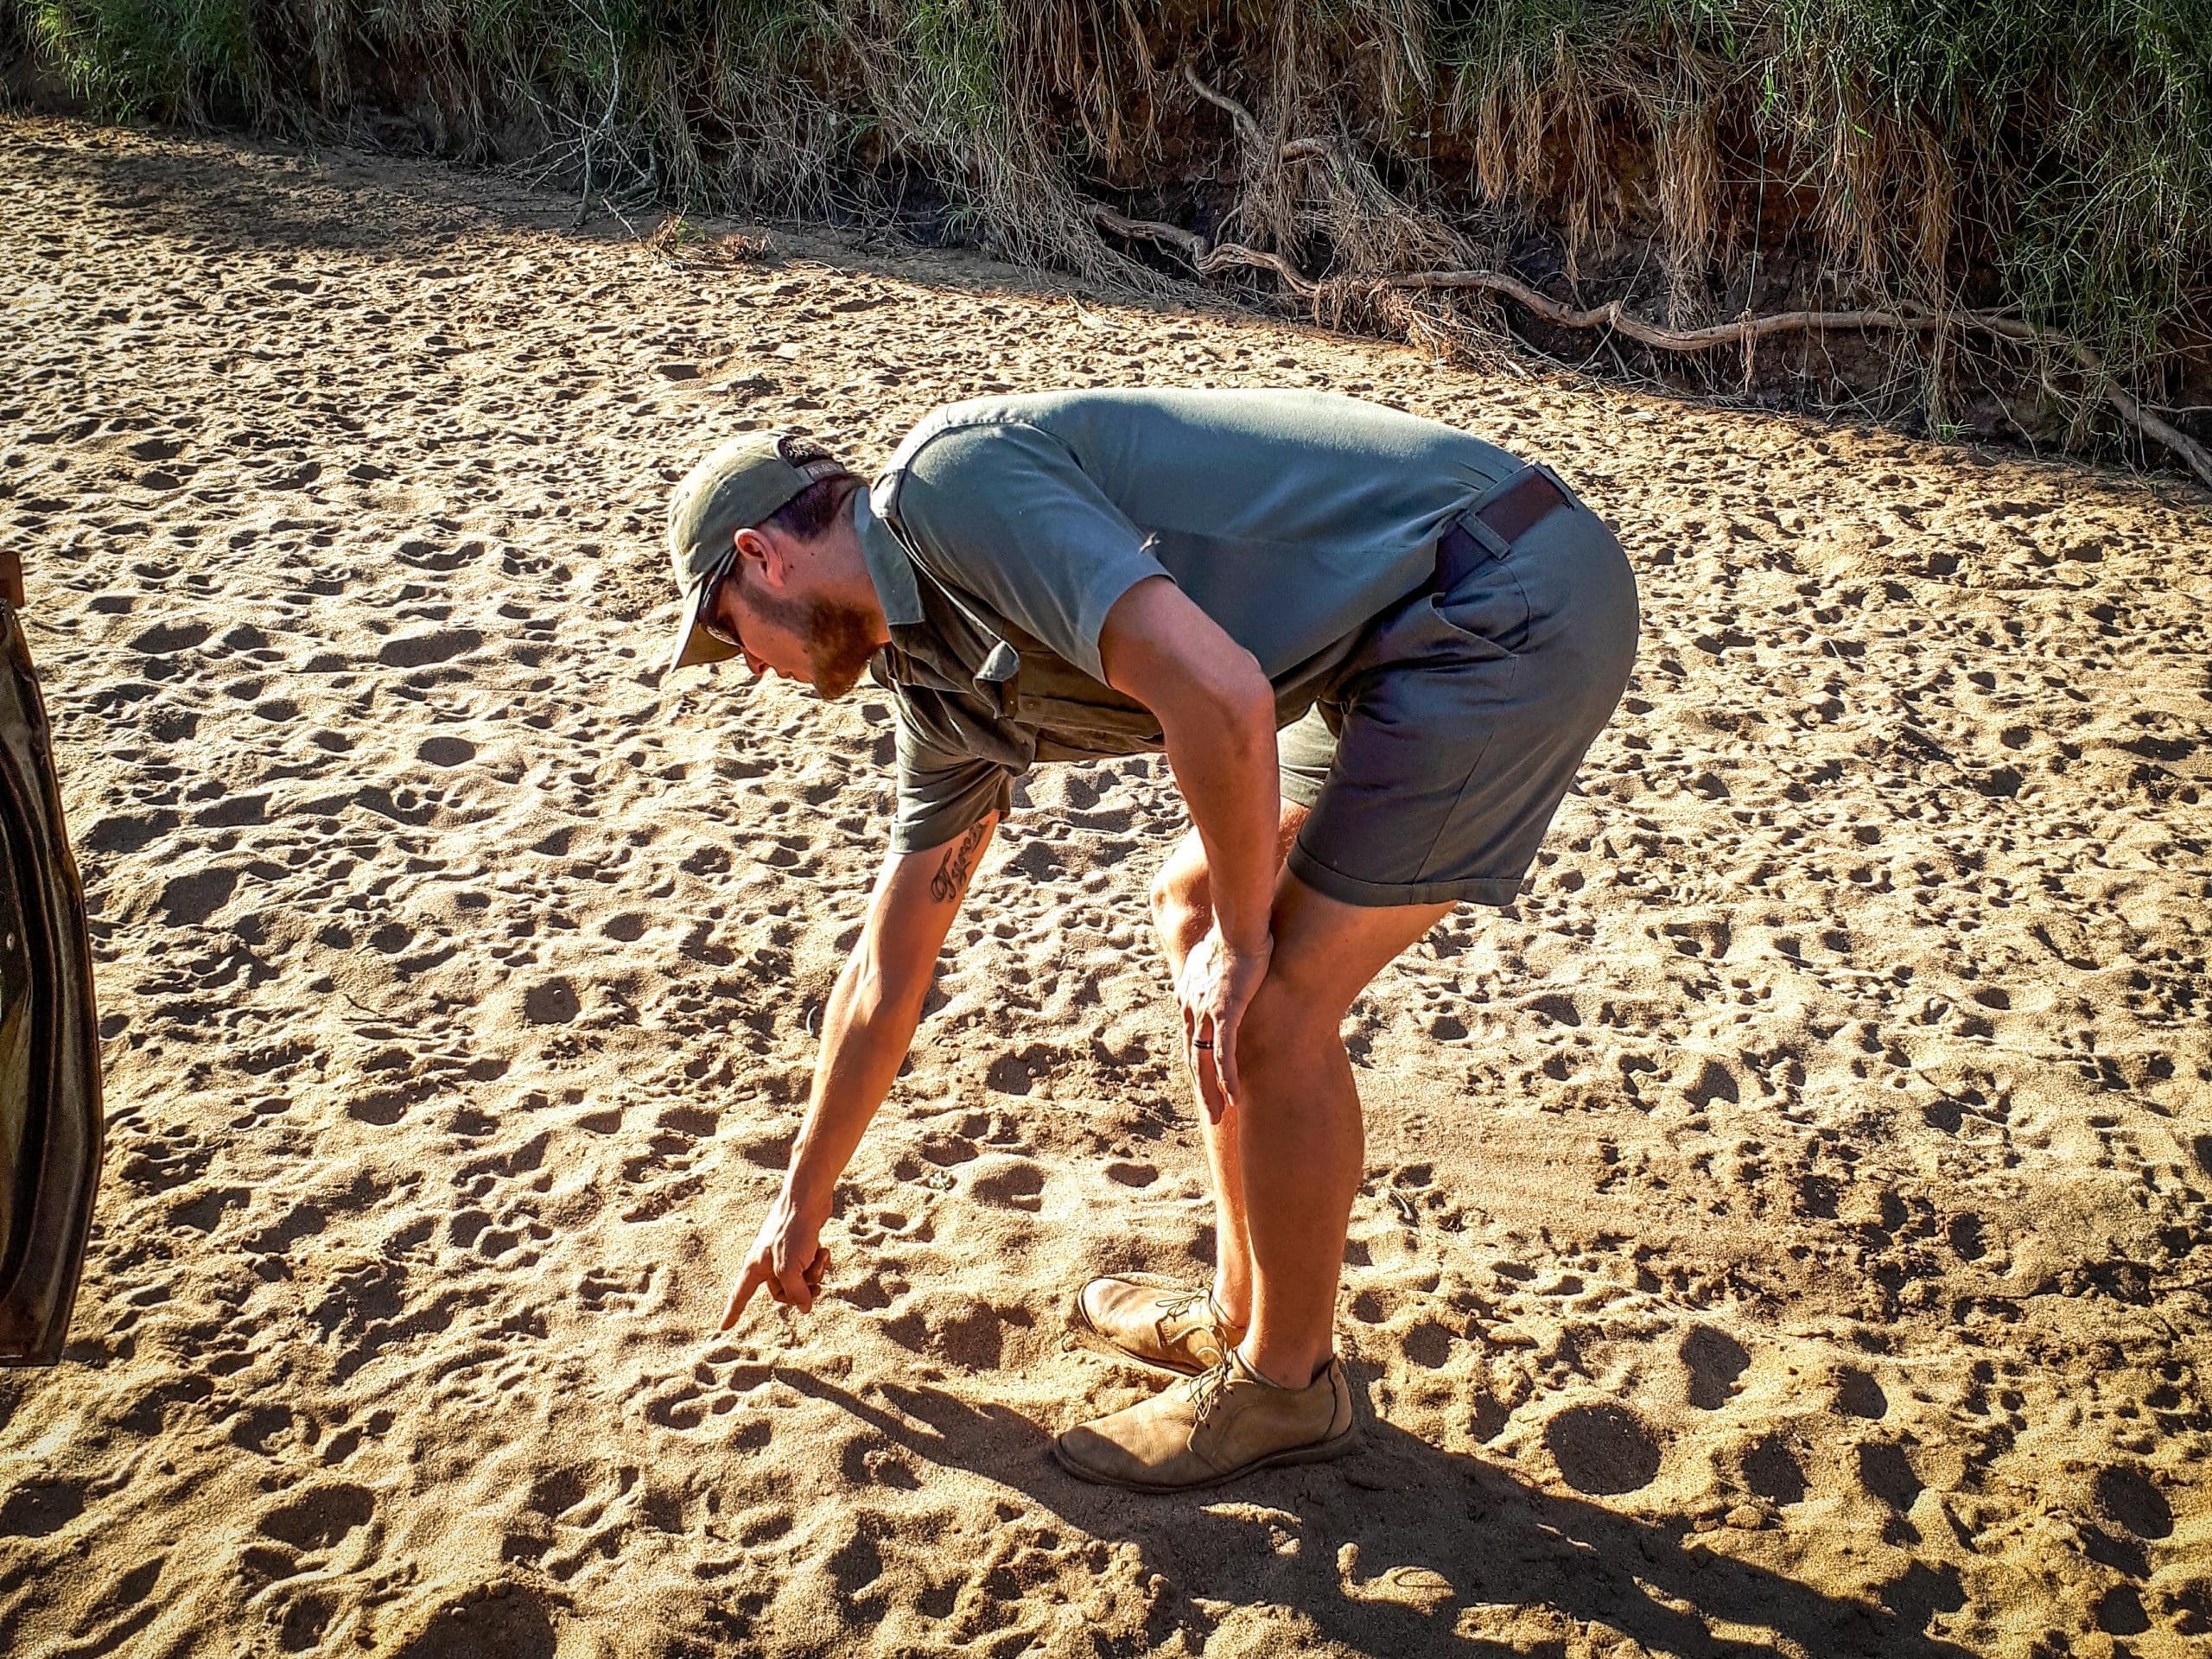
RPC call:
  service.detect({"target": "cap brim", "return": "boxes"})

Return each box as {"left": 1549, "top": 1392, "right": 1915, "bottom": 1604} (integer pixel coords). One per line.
{"left": 665, "top": 565, "right": 742, "bottom": 676}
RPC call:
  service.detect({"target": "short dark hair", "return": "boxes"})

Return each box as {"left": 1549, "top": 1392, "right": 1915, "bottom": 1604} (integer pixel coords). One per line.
{"left": 764, "top": 474, "right": 860, "bottom": 543}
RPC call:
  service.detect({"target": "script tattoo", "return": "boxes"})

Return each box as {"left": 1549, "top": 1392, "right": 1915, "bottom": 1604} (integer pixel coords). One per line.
{"left": 929, "top": 818, "right": 989, "bottom": 904}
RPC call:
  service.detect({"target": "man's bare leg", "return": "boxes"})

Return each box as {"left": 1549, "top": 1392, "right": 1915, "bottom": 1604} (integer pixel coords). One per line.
{"left": 1147, "top": 804, "right": 1307, "bottom": 1330}
{"left": 1231, "top": 874, "right": 1454, "bottom": 1388}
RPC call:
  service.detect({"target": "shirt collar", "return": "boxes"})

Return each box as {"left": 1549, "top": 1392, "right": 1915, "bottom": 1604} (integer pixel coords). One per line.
{"left": 855, "top": 486, "right": 924, "bottom": 629}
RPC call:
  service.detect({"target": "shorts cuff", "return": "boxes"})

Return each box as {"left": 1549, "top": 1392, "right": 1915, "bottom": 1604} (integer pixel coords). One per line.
{"left": 1287, "top": 842, "right": 1522, "bottom": 909}
{"left": 1278, "top": 766, "right": 1327, "bottom": 810}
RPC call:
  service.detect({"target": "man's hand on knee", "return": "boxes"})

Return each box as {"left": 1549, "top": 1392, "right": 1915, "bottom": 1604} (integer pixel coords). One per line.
{"left": 1176, "top": 925, "right": 1274, "bottom": 1120}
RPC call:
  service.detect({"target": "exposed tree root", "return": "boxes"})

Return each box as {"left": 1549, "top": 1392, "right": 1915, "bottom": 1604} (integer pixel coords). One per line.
{"left": 1091, "top": 206, "right": 2212, "bottom": 492}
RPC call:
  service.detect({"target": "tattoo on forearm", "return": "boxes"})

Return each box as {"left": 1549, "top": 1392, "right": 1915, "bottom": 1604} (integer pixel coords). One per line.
{"left": 929, "top": 819, "right": 989, "bottom": 904}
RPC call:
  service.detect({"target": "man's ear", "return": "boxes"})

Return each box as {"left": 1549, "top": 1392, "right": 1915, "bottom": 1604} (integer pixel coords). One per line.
{"left": 732, "top": 524, "right": 791, "bottom": 590}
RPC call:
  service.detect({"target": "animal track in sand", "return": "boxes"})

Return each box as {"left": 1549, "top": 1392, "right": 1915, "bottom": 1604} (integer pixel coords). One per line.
{"left": 385, "top": 1580, "right": 558, "bottom": 1659}
{"left": 521, "top": 979, "right": 581, "bottom": 1025}
{"left": 1836, "top": 1367, "right": 1889, "bottom": 1420}
{"left": 1856, "top": 1440, "right": 1924, "bottom": 1517}
{"left": 257, "top": 1482, "right": 375, "bottom": 1551}
{"left": 918, "top": 1131, "right": 980, "bottom": 1167}
{"left": 159, "top": 866, "right": 238, "bottom": 926}
{"left": 576, "top": 1266, "right": 655, "bottom": 1313}
{"left": 228, "top": 1402, "right": 298, "bottom": 1453}
{"left": 1741, "top": 1433, "right": 1809, "bottom": 1506}
{"left": 968, "top": 1160, "right": 1046, "bottom": 1212}
{"left": 1544, "top": 1403, "right": 1663, "bottom": 1496}
{"left": 0, "top": 1479, "right": 85, "bottom": 1538}
{"left": 171, "top": 1185, "right": 249, "bottom": 1233}
{"left": 1681, "top": 1325, "right": 1751, "bottom": 1408}
{"left": 2094, "top": 1464, "right": 2174, "bottom": 1540}
{"left": 882, "top": 1296, "right": 1033, "bottom": 1371}
{"left": 1402, "top": 1319, "right": 1456, "bottom": 1370}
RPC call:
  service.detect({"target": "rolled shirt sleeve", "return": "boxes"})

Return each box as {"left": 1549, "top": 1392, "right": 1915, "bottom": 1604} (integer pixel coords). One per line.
{"left": 890, "top": 702, "right": 1018, "bottom": 854}
{"left": 891, "top": 420, "right": 1171, "bottom": 683}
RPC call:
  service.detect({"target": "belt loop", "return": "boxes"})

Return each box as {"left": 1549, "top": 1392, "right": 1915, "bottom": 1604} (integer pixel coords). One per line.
{"left": 1459, "top": 512, "right": 1511, "bottom": 560}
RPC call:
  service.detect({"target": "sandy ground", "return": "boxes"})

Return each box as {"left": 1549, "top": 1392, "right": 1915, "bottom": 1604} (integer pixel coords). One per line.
{"left": 1, "top": 113, "right": 2209, "bottom": 1659}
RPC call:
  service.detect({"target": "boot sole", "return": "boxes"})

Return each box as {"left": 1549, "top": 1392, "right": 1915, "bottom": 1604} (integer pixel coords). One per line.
{"left": 1066, "top": 1283, "right": 1211, "bottom": 1379}
{"left": 1051, "top": 1422, "right": 1361, "bottom": 1491}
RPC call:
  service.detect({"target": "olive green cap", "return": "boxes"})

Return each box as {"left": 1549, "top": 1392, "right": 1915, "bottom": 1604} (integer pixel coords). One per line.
{"left": 664, "top": 432, "right": 852, "bottom": 673}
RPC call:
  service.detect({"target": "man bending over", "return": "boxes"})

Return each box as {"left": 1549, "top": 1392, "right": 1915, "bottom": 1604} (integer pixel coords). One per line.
{"left": 661, "top": 390, "right": 1637, "bottom": 1491}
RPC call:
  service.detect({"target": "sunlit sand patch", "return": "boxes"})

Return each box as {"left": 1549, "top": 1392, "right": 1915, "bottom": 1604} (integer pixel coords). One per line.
{"left": 1, "top": 114, "right": 2208, "bottom": 1657}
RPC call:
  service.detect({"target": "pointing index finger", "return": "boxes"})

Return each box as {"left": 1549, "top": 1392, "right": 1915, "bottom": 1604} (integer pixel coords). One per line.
{"left": 720, "top": 1259, "right": 768, "bottom": 1331}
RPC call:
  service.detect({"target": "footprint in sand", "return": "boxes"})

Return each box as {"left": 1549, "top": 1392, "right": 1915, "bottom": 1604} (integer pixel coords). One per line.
{"left": 384, "top": 1580, "right": 558, "bottom": 1659}
{"left": 376, "top": 627, "right": 481, "bottom": 669}
{"left": 159, "top": 865, "right": 238, "bottom": 926}
{"left": 1858, "top": 1439, "right": 1923, "bottom": 1510}
{"left": 521, "top": 979, "right": 580, "bottom": 1025}
{"left": 2094, "top": 1464, "right": 2174, "bottom": 1541}
{"left": 883, "top": 1294, "right": 1031, "bottom": 1371}
{"left": 1836, "top": 1366, "right": 1889, "bottom": 1419}
{"left": 968, "top": 1160, "right": 1046, "bottom": 1213}
{"left": 1740, "top": 1433, "right": 1808, "bottom": 1506}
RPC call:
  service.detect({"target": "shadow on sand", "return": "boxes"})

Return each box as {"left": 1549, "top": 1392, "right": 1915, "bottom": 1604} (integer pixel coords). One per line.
{"left": 784, "top": 1363, "right": 1972, "bottom": 1658}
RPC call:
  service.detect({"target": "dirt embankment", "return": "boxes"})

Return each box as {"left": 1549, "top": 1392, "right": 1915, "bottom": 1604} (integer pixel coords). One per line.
{"left": 9, "top": 3, "right": 2212, "bottom": 481}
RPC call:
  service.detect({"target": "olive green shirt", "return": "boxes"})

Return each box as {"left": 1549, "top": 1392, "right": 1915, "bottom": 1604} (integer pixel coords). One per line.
{"left": 857, "top": 388, "right": 1521, "bottom": 852}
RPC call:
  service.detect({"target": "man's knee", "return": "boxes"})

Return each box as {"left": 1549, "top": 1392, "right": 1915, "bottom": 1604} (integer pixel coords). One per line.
{"left": 1150, "top": 847, "right": 1210, "bottom": 938}
{"left": 1149, "top": 862, "right": 1190, "bottom": 922}
{"left": 1236, "top": 971, "right": 1344, "bottom": 1080}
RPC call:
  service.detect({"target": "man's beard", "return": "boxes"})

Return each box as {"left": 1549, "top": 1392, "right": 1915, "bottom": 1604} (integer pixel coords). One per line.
{"left": 746, "top": 584, "right": 878, "bottom": 700}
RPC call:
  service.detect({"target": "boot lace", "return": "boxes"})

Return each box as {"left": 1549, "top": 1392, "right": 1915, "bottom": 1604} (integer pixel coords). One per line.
{"left": 1185, "top": 1357, "right": 1236, "bottom": 1426}
{"left": 1155, "top": 1288, "right": 1207, "bottom": 1327}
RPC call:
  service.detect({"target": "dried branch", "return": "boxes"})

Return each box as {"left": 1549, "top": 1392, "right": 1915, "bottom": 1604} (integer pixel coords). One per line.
{"left": 1382, "top": 268, "right": 1936, "bottom": 349}
{"left": 1089, "top": 206, "right": 1205, "bottom": 265}
{"left": 1198, "top": 242, "right": 1318, "bottom": 294}
{"left": 1182, "top": 64, "right": 1264, "bottom": 153}
{"left": 2068, "top": 346, "right": 2212, "bottom": 491}
{"left": 1089, "top": 207, "right": 2212, "bottom": 490}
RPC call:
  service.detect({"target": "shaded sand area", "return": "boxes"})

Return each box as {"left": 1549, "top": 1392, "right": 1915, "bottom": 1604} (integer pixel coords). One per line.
{"left": 3, "top": 114, "right": 2209, "bottom": 1657}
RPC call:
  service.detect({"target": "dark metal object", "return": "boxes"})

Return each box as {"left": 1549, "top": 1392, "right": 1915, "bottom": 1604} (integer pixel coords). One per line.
{"left": 0, "top": 563, "right": 104, "bottom": 1366}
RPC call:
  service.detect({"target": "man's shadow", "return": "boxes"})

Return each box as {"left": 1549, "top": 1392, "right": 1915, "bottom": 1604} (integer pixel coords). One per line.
{"left": 781, "top": 1362, "right": 1974, "bottom": 1658}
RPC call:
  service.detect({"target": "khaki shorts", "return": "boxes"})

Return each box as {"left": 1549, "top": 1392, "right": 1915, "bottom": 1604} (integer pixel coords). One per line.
{"left": 1280, "top": 476, "right": 1639, "bottom": 908}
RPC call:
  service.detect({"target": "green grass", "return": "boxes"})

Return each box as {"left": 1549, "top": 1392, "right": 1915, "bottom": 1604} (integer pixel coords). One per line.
{"left": 22, "top": 0, "right": 257, "bottom": 118}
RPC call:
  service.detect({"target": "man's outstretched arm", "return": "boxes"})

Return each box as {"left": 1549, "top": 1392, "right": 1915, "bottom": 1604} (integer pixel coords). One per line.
{"left": 721, "top": 810, "right": 998, "bottom": 1326}
{"left": 1098, "top": 575, "right": 1281, "bottom": 1112}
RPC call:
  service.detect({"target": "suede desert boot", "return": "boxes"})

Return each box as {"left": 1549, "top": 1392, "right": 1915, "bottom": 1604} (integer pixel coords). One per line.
{"left": 1071, "top": 1276, "right": 1242, "bottom": 1377}
{"left": 1053, "top": 1349, "right": 1357, "bottom": 1491}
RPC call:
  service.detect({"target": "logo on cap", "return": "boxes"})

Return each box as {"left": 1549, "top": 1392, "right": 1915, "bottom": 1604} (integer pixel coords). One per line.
{"left": 778, "top": 435, "right": 846, "bottom": 482}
